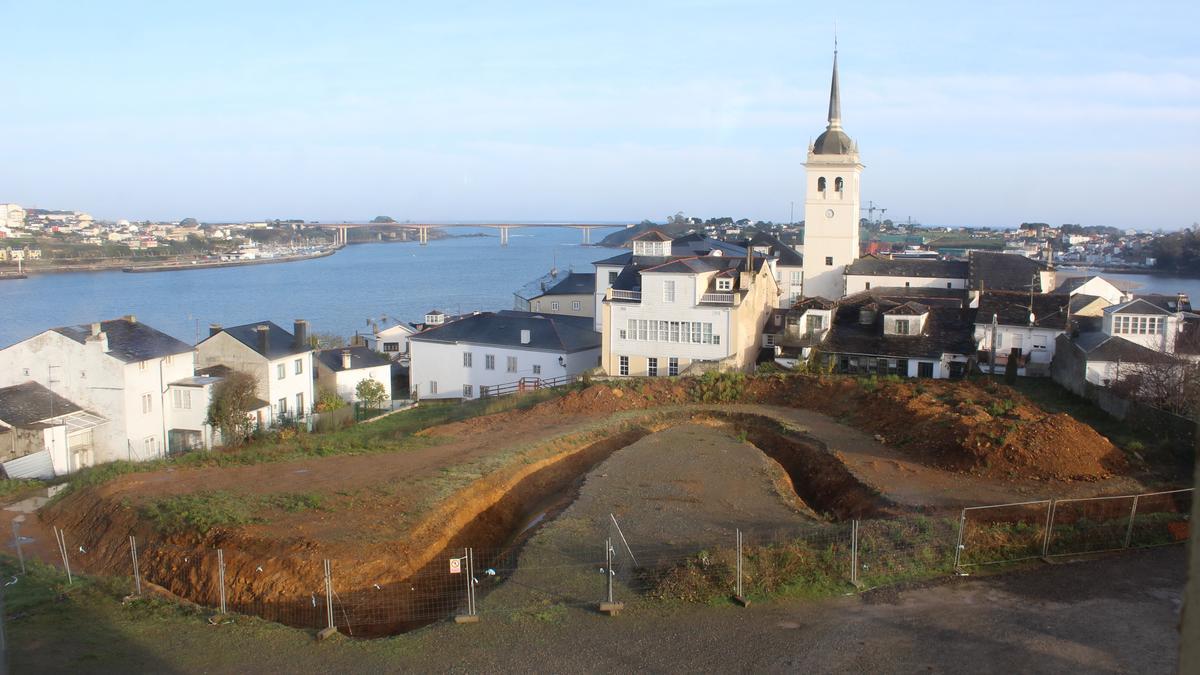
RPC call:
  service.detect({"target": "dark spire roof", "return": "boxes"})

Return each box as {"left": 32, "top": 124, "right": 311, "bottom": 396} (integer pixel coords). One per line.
{"left": 812, "top": 47, "right": 854, "bottom": 156}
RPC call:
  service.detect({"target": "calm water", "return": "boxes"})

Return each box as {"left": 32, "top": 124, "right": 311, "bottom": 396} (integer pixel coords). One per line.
{"left": 0, "top": 226, "right": 621, "bottom": 347}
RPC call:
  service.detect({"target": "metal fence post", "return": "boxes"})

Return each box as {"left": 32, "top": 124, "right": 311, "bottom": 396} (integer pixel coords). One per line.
{"left": 1041, "top": 500, "right": 1057, "bottom": 558}
{"left": 468, "top": 548, "right": 477, "bottom": 617}
{"left": 52, "top": 526, "right": 73, "bottom": 584}
{"left": 598, "top": 537, "right": 623, "bottom": 615}
{"left": 953, "top": 509, "right": 967, "bottom": 572}
{"left": 316, "top": 559, "right": 337, "bottom": 639}
{"left": 129, "top": 535, "right": 141, "bottom": 596}
{"left": 217, "top": 549, "right": 227, "bottom": 615}
{"left": 11, "top": 519, "right": 25, "bottom": 575}
{"left": 850, "top": 520, "right": 861, "bottom": 587}
{"left": 453, "top": 548, "right": 480, "bottom": 624}
{"left": 733, "top": 529, "right": 748, "bottom": 606}
{"left": 1123, "top": 495, "right": 1140, "bottom": 549}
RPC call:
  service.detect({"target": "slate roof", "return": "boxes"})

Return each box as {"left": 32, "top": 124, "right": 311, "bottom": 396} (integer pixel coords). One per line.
{"left": 54, "top": 317, "right": 192, "bottom": 363}
{"left": 975, "top": 292, "right": 1073, "bottom": 330}
{"left": 844, "top": 255, "right": 969, "bottom": 279}
{"left": 632, "top": 229, "right": 672, "bottom": 241}
{"left": 1103, "top": 298, "right": 1172, "bottom": 316}
{"left": 543, "top": 272, "right": 595, "bottom": 296}
{"left": 611, "top": 255, "right": 768, "bottom": 293}
{"left": 316, "top": 346, "right": 392, "bottom": 373}
{"left": 820, "top": 294, "right": 977, "bottom": 360}
{"left": 746, "top": 232, "right": 803, "bottom": 266}
{"left": 408, "top": 311, "right": 600, "bottom": 353}
{"left": 1133, "top": 294, "right": 1192, "bottom": 313}
{"left": 793, "top": 296, "right": 837, "bottom": 311}
{"left": 884, "top": 302, "right": 930, "bottom": 316}
{"left": 204, "top": 321, "right": 311, "bottom": 360}
{"left": 841, "top": 287, "right": 969, "bottom": 309}
{"left": 0, "top": 382, "right": 83, "bottom": 426}
{"left": 196, "top": 364, "right": 234, "bottom": 378}
{"left": 1069, "top": 294, "right": 1107, "bottom": 313}
{"left": 968, "top": 251, "right": 1050, "bottom": 291}
{"left": 593, "top": 232, "right": 747, "bottom": 267}
{"left": 1073, "top": 332, "right": 1177, "bottom": 364}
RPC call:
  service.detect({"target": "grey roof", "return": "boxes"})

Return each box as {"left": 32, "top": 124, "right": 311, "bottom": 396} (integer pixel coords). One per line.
{"left": 408, "top": 311, "right": 600, "bottom": 353}
{"left": 1074, "top": 332, "right": 1177, "bottom": 364}
{"left": 54, "top": 317, "right": 193, "bottom": 363}
{"left": 0, "top": 382, "right": 83, "bottom": 426}
{"left": 316, "top": 346, "right": 391, "bottom": 373}
{"left": 975, "top": 292, "right": 1073, "bottom": 330}
{"left": 818, "top": 293, "right": 976, "bottom": 359}
{"left": 592, "top": 232, "right": 747, "bottom": 268}
{"left": 1069, "top": 294, "right": 1107, "bottom": 313}
{"left": 1133, "top": 294, "right": 1192, "bottom": 313}
{"left": 844, "top": 255, "right": 969, "bottom": 279}
{"left": 205, "top": 321, "right": 311, "bottom": 359}
{"left": 1104, "top": 298, "right": 1172, "bottom": 316}
{"left": 968, "top": 252, "right": 1050, "bottom": 291}
{"left": 543, "top": 272, "right": 595, "bottom": 296}
{"left": 747, "top": 232, "right": 803, "bottom": 266}
{"left": 884, "top": 302, "right": 930, "bottom": 316}
{"left": 632, "top": 229, "right": 673, "bottom": 241}
{"left": 841, "top": 287, "right": 969, "bottom": 307}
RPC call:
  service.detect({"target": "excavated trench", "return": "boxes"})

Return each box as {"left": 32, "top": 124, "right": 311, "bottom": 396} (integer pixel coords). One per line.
{"left": 44, "top": 410, "right": 890, "bottom": 637}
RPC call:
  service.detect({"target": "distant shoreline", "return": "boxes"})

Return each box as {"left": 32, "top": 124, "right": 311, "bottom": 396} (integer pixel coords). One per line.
{"left": 121, "top": 247, "right": 339, "bottom": 273}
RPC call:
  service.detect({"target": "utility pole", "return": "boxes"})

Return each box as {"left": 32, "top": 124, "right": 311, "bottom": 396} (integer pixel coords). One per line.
{"left": 789, "top": 201, "right": 794, "bottom": 226}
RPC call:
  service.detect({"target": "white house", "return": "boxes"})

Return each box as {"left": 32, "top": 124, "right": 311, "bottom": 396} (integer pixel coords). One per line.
{"left": 843, "top": 255, "right": 969, "bottom": 295}
{"left": 315, "top": 347, "right": 393, "bottom": 404}
{"left": 1057, "top": 275, "right": 1129, "bottom": 306}
{"left": 1100, "top": 298, "right": 1184, "bottom": 354}
{"left": 0, "top": 382, "right": 107, "bottom": 478}
{"left": 0, "top": 316, "right": 208, "bottom": 467}
{"left": 746, "top": 232, "right": 805, "bottom": 307}
{"left": 973, "top": 291, "right": 1079, "bottom": 377}
{"left": 408, "top": 311, "right": 601, "bottom": 400}
{"left": 196, "top": 320, "right": 315, "bottom": 427}
{"left": 369, "top": 323, "right": 417, "bottom": 357}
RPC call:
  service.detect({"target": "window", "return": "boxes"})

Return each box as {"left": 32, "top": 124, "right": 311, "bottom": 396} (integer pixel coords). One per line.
{"left": 691, "top": 323, "right": 702, "bottom": 343}
{"left": 608, "top": 271, "right": 619, "bottom": 285}
{"left": 383, "top": 342, "right": 400, "bottom": 352}
{"left": 506, "top": 356, "right": 518, "bottom": 373}
{"left": 764, "top": 334, "right": 776, "bottom": 347}
{"left": 1032, "top": 334, "right": 1048, "bottom": 350}
{"left": 669, "top": 321, "right": 680, "bottom": 342}
{"left": 905, "top": 281, "right": 911, "bottom": 288}
{"left": 716, "top": 278, "right": 733, "bottom": 291}
{"left": 894, "top": 319, "right": 910, "bottom": 335}
{"left": 703, "top": 323, "right": 715, "bottom": 344}
{"left": 896, "top": 359, "right": 909, "bottom": 376}
{"left": 144, "top": 437, "right": 156, "bottom": 456}
{"left": 817, "top": 177, "right": 826, "bottom": 191}
{"left": 619, "top": 355, "right": 629, "bottom": 376}
{"left": 277, "top": 363, "right": 286, "bottom": 380}
{"left": 463, "top": 352, "right": 473, "bottom": 367}
{"left": 663, "top": 280, "right": 676, "bottom": 303}
{"left": 139, "top": 361, "right": 147, "bottom": 371}
{"left": 296, "top": 393, "right": 304, "bottom": 414}
{"left": 429, "top": 381, "right": 438, "bottom": 395}
{"left": 551, "top": 301, "right": 560, "bottom": 311}
{"left": 463, "top": 384, "right": 473, "bottom": 398}
{"left": 638, "top": 320, "right": 648, "bottom": 341}
{"left": 825, "top": 257, "right": 833, "bottom": 266}
{"left": 917, "top": 362, "right": 935, "bottom": 378}
{"left": 533, "top": 364, "right": 541, "bottom": 375}
{"left": 173, "top": 389, "right": 191, "bottom": 409}
{"left": 572, "top": 301, "right": 581, "bottom": 311}
{"left": 946, "top": 282, "right": 953, "bottom": 289}
{"left": 790, "top": 271, "right": 802, "bottom": 286}
{"left": 668, "top": 357, "right": 680, "bottom": 376}
{"left": 648, "top": 357, "right": 658, "bottom": 377}
{"left": 294, "top": 358, "right": 303, "bottom": 375}
{"left": 277, "top": 397, "right": 288, "bottom": 414}
{"left": 835, "top": 177, "right": 844, "bottom": 192}
{"left": 142, "top": 393, "right": 153, "bottom": 414}
{"left": 806, "top": 315, "right": 824, "bottom": 334}
{"left": 619, "top": 329, "right": 627, "bottom": 339}
{"left": 485, "top": 354, "right": 495, "bottom": 370}
{"left": 864, "top": 282, "right": 871, "bottom": 290}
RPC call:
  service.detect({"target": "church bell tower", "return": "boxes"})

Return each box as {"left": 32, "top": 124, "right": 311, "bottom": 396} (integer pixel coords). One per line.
{"left": 801, "top": 47, "right": 862, "bottom": 300}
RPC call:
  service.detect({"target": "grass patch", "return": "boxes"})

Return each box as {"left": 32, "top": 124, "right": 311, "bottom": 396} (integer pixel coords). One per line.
{"left": 0, "top": 478, "right": 47, "bottom": 502}
{"left": 140, "top": 490, "right": 327, "bottom": 534}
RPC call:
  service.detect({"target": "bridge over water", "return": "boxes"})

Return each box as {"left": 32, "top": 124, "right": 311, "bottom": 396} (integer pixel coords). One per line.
{"left": 314, "top": 222, "right": 626, "bottom": 246}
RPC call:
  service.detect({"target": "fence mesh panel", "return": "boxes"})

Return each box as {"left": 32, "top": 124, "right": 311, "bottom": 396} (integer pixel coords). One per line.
{"left": 958, "top": 500, "right": 1051, "bottom": 568}
{"left": 1045, "top": 496, "right": 1136, "bottom": 556}
{"left": 857, "top": 517, "right": 957, "bottom": 586}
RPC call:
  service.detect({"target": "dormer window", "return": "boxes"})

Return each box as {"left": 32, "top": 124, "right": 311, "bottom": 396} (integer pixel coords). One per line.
{"left": 893, "top": 319, "right": 910, "bottom": 335}
{"left": 716, "top": 278, "right": 733, "bottom": 291}
{"left": 633, "top": 240, "right": 669, "bottom": 256}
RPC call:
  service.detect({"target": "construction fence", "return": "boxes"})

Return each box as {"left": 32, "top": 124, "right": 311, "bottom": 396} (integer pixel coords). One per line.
{"left": 13, "top": 487, "right": 1192, "bottom": 638}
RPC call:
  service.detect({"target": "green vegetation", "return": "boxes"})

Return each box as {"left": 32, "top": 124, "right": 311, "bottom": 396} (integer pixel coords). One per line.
{"left": 140, "top": 490, "right": 326, "bottom": 534}
{"left": 355, "top": 378, "right": 388, "bottom": 410}
{"left": 691, "top": 371, "right": 746, "bottom": 403}
{"left": 0, "top": 478, "right": 46, "bottom": 500}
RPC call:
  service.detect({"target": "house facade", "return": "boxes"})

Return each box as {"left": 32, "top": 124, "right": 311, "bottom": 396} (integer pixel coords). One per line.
{"left": 369, "top": 323, "right": 417, "bottom": 356}
{"left": 973, "top": 291, "right": 1080, "bottom": 377}
{"left": 408, "top": 311, "right": 601, "bottom": 400}
{"left": 315, "top": 347, "right": 393, "bottom": 403}
{"left": 0, "top": 316, "right": 207, "bottom": 467}
{"left": 516, "top": 271, "right": 596, "bottom": 318}
{"left": 843, "top": 255, "right": 969, "bottom": 295}
{"left": 196, "top": 320, "right": 315, "bottom": 426}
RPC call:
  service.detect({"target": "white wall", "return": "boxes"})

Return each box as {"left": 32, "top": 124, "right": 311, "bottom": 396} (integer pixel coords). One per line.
{"left": 802, "top": 157, "right": 862, "bottom": 299}
{"left": 196, "top": 332, "right": 314, "bottom": 424}
{"left": 1102, "top": 312, "right": 1179, "bottom": 353}
{"left": 592, "top": 263, "right": 625, "bottom": 331}
{"left": 332, "top": 364, "right": 393, "bottom": 403}
{"left": 409, "top": 340, "right": 599, "bottom": 400}
{"left": 844, "top": 274, "right": 966, "bottom": 295}
{"left": 776, "top": 264, "right": 803, "bottom": 307}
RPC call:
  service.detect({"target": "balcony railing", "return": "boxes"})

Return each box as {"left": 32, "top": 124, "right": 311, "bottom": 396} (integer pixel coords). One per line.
{"left": 610, "top": 289, "right": 642, "bottom": 302}
{"left": 699, "top": 292, "right": 735, "bottom": 304}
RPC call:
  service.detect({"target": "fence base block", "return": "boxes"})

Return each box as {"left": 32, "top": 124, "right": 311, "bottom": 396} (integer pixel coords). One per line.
{"left": 732, "top": 595, "right": 750, "bottom": 607}
{"left": 454, "top": 614, "right": 480, "bottom": 624}
{"left": 316, "top": 626, "right": 339, "bottom": 641}
{"left": 598, "top": 601, "right": 624, "bottom": 616}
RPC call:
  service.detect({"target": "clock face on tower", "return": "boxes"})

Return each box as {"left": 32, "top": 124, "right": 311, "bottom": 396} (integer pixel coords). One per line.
{"left": 825, "top": 209, "right": 835, "bottom": 219}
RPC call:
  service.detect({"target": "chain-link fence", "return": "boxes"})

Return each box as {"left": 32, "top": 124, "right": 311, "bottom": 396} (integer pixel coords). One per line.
{"left": 18, "top": 488, "right": 1192, "bottom": 637}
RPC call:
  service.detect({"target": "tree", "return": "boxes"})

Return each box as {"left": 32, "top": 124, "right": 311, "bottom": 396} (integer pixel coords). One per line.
{"left": 355, "top": 378, "right": 388, "bottom": 410}
{"left": 1110, "top": 357, "right": 1200, "bottom": 418}
{"left": 314, "top": 387, "right": 347, "bottom": 412}
{"left": 371, "top": 216, "right": 396, "bottom": 223}
{"left": 179, "top": 217, "right": 199, "bottom": 227}
{"left": 206, "top": 371, "right": 260, "bottom": 446}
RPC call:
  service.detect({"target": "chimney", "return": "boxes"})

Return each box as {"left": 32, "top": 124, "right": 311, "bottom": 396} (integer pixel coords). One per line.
{"left": 256, "top": 324, "right": 270, "bottom": 354}
{"left": 293, "top": 319, "right": 309, "bottom": 349}
{"left": 90, "top": 322, "right": 101, "bottom": 337}
{"left": 520, "top": 329, "right": 531, "bottom": 345}
{"left": 124, "top": 314, "right": 137, "bottom": 324}
{"left": 341, "top": 349, "right": 352, "bottom": 369}
{"left": 209, "top": 323, "right": 222, "bottom": 338}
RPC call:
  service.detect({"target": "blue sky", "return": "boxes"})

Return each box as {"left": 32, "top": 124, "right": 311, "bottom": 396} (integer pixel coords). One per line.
{"left": 2, "top": 1, "right": 1197, "bottom": 228}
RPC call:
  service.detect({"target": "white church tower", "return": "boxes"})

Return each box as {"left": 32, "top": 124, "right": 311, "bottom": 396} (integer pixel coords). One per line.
{"left": 801, "top": 47, "right": 862, "bottom": 300}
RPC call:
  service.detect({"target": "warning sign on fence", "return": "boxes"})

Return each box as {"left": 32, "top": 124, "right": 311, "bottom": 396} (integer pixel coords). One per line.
{"left": 449, "top": 558, "right": 462, "bottom": 574}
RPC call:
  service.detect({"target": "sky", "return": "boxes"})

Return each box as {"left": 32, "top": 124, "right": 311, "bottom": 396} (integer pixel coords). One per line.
{"left": 2, "top": 1, "right": 1197, "bottom": 229}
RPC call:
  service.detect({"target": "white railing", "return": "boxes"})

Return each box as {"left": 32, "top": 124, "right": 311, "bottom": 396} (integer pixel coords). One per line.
{"left": 611, "top": 289, "right": 641, "bottom": 302}
{"left": 699, "top": 293, "right": 735, "bottom": 304}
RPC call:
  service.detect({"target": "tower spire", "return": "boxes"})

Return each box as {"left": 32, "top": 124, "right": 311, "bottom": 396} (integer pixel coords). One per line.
{"left": 827, "top": 41, "right": 841, "bottom": 128}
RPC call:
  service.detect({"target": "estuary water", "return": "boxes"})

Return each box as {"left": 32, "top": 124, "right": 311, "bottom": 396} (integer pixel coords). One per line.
{"left": 0, "top": 226, "right": 622, "bottom": 347}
